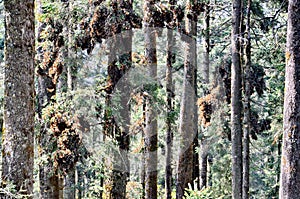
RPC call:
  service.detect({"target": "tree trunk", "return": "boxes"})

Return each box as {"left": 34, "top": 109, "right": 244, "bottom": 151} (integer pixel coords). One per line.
{"left": 200, "top": 2, "right": 210, "bottom": 190}
{"left": 231, "top": 0, "right": 243, "bottom": 198}
{"left": 103, "top": 1, "right": 133, "bottom": 198}
{"left": 279, "top": 0, "right": 300, "bottom": 198}
{"left": 77, "top": 164, "right": 84, "bottom": 199}
{"left": 165, "top": 27, "right": 174, "bottom": 199}
{"left": 141, "top": 103, "right": 146, "bottom": 199}
{"left": 203, "top": 2, "right": 210, "bottom": 86}
{"left": 143, "top": 1, "right": 158, "bottom": 198}
{"left": 242, "top": 0, "right": 251, "bottom": 198}
{"left": 276, "top": 139, "right": 281, "bottom": 194}
{"left": 64, "top": 168, "right": 76, "bottom": 199}
{"left": 110, "top": 30, "right": 132, "bottom": 199}
{"left": 1, "top": 0, "right": 35, "bottom": 198}
{"left": 192, "top": 5, "right": 200, "bottom": 190}
{"left": 62, "top": 1, "right": 77, "bottom": 198}
{"left": 176, "top": 1, "right": 197, "bottom": 198}
{"left": 200, "top": 151, "right": 208, "bottom": 189}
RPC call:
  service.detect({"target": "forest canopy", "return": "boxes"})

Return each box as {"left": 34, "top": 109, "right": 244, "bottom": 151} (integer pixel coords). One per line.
{"left": 0, "top": 0, "right": 298, "bottom": 198}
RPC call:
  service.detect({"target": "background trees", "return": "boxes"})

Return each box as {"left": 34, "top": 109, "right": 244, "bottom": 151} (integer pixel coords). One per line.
{"left": 0, "top": 0, "right": 293, "bottom": 198}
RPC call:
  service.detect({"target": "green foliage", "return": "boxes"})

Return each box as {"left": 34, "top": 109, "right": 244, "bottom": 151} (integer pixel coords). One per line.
{"left": 184, "top": 184, "right": 212, "bottom": 199}
{"left": 0, "top": 181, "right": 32, "bottom": 198}
{"left": 39, "top": 1, "right": 60, "bottom": 21}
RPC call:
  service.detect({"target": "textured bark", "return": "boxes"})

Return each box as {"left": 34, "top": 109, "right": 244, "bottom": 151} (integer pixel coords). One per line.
{"left": 176, "top": 1, "right": 197, "bottom": 198}
{"left": 144, "top": 1, "right": 158, "bottom": 198}
{"left": 200, "top": 2, "right": 210, "bottom": 190}
{"left": 1, "top": 0, "right": 35, "bottom": 198}
{"left": 231, "top": 0, "right": 243, "bottom": 198}
{"left": 242, "top": 0, "right": 251, "bottom": 198}
{"left": 279, "top": 0, "right": 300, "bottom": 198}
{"left": 165, "top": 27, "right": 174, "bottom": 199}
{"left": 165, "top": 2, "right": 176, "bottom": 198}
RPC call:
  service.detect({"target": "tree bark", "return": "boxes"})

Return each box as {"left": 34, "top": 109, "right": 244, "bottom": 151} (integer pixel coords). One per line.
{"left": 279, "top": 0, "right": 300, "bottom": 198}
{"left": 231, "top": 0, "right": 243, "bottom": 198}
{"left": 176, "top": 1, "right": 197, "bottom": 198}
{"left": 143, "top": 1, "right": 158, "bottom": 198}
{"left": 200, "top": 2, "right": 210, "bottom": 190}
{"left": 242, "top": 0, "right": 251, "bottom": 198}
{"left": 165, "top": 27, "right": 174, "bottom": 199}
{"left": 165, "top": 2, "right": 176, "bottom": 198}
{"left": 2, "top": 0, "right": 35, "bottom": 197}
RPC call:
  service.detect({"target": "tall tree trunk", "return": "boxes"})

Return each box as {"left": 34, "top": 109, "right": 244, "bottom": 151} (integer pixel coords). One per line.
{"left": 77, "top": 165, "right": 83, "bottom": 199}
{"left": 144, "top": 1, "right": 158, "bottom": 198}
{"left": 165, "top": 27, "right": 174, "bottom": 199}
{"left": 63, "top": 1, "right": 76, "bottom": 198}
{"left": 231, "top": 0, "right": 243, "bottom": 198}
{"left": 176, "top": 1, "right": 197, "bottom": 198}
{"left": 200, "top": 1, "right": 210, "bottom": 190}
{"left": 193, "top": 57, "right": 200, "bottom": 190}
{"left": 105, "top": 1, "right": 133, "bottom": 198}
{"left": 203, "top": 2, "right": 210, "bottom": 85}
{"left": 165, "top": 1, "right": 176, "bottom": 198}
{"left": 141, "top": 103, "right": 146, "bottom": 199}
{"left": 276, "top": 139, "right": 281, "bottom": 194}
{"left": 2, "top": 0, "right": 35, "bottom": 197}
{"left": 279, "top": 0, "right": 300, "bottom": 198}
{"left": 192, "top": 3, "right": 200, "bottom": 189}
{"left": 200, "top": 144, "right": 208, "bottom": 189}
{"left": 104, "top": 34, "right": 118, "bottom": 198}
{"left": 242, "top": 0, "right": 251, "bottom": 198}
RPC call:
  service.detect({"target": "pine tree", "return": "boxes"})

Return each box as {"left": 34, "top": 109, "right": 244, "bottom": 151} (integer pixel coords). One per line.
{"left": 165, "top": 1, "right": 176, "bottom": 198}
{"left": 231, "top": 0, "right": 243, "bottom": 198}
{"left": 200, "top": 0, "right": 210, "bottom": 189}
{"left": 143, "top": 0, "right": 158, "bottom": 198}
{"left": 2, "top": 0, "right": 35, "bottom": 197}
{"left": 242, "top": 0, "right": 251, "bottom": 198}
{"left": 176, "top": 0, "right": 198, "bottom": 197}
{"left": 279, "top": 0, "right": 300, "bottom": 198}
